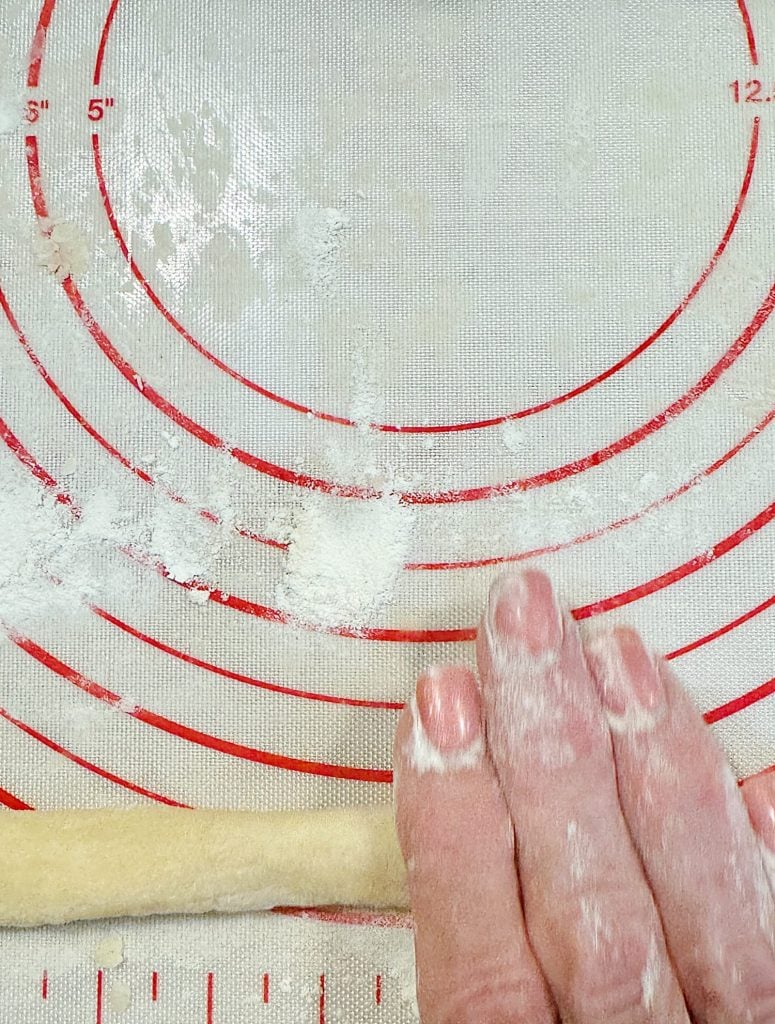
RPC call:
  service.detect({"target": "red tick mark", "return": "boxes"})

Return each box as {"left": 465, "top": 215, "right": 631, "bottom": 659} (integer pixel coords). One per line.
{"left": 206, "top": 972, "right": 214, "bottom": 1024}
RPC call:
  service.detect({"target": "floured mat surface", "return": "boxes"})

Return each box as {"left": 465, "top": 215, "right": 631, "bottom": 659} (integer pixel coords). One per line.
{"left": 0, "top": 1, "right": 773, "bottom": 1020}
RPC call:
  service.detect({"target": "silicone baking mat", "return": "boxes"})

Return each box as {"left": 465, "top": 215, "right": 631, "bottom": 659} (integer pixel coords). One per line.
{"left": 1, "top": 0, "right": 774, "bottom": 1020}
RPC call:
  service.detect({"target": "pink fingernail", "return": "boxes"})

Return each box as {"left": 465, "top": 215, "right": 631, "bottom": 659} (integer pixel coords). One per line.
{"left": 416, "top": 665, "right": 481, "bottom": 753}
{"left": 486, "top": 570, "right": 563, "bottom": 658}
{"left": 586, "top": 627, "right": 665, "bottom": 722}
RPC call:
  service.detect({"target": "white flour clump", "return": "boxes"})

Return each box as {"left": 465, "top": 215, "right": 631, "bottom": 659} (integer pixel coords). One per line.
{"left": 34, "top": 218, "right": 90, "bottom": 280}
{"left": 277, "top": 491, "right": 412, "bottom": 630}
{"left": 291, "top": 207, "right": 349, "bottom": 293}
{"left": 108, "top": 981, "right": 132, "bottom": 1013}
{"left": 94, "top": 933, "right": 124, "bottom": 969}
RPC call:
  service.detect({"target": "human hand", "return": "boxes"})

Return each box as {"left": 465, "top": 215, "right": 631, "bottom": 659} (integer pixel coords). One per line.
{"left": 393, "top": 570, "right": 775, "bottom": 1022}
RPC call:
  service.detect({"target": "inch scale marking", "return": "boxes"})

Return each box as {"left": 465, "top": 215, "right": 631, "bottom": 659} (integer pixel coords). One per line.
{"left": 32, "top": 967, "right": 388, "bottom": 1020}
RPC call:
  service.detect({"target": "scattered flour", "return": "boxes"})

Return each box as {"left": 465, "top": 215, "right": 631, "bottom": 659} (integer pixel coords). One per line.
{"left": 33, "top": 218, "right": 90, "bottom": 280}
{"left": 500, "top": 418, "right": 527, "bottom": 453}
{"left": 276, "top": 491, "right": 412, "bottom": 630}
{"left": 94, "top": 933, "right": 124, "bottom": 969}
{"left": 0, "top": 448, "right": 233, "bottom": 629}
{"left": 290, "top": 207, "right": 349, "bottom": 293}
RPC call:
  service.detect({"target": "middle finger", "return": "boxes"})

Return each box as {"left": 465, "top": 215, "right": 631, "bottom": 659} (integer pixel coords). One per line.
{"left": 476, "top": 570, "right": 687, "bottom": 1023}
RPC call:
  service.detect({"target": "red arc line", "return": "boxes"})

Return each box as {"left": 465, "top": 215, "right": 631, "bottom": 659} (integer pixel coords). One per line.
{"left": 705, "top": 675, "right": 775, "bottom": 725}
{"left": 666, "top": 592, "right": 775, "bottom": 660}
{"left": 0, "top": 280, "right": 285, "bottom": 551}
{"left": 93, "top": 0, "right": 121, "bottom": 85}
{"left": 8, "top": 631, "right": 393, "bottom": 783}
{"left": 92, "top": 119, "right": 758, "bottom": 433}
{"left": 92, "top": 604, "right": 404, "bottom": 709}
{"left": 1, "top": 412, "right": 773, "bottom": 644}
{"left": 410, "top": 404, "right": 775, "bottom": 570}
{"left": 0, "top": 785, "right": 32, "bottom": 809}
{"left": 6, "top": 268, "right": 773, "bottom": 577}
{"left": 0, "top": 706, "right": 190, "bottom": 806}
{"left": 25, "top": 132, "right": 774, "bottom": 504}
{"left": 5, "top": 267, "right": 773, "bottom": 570}
{"left": 26, "top": 0, "right": 57, "bottom": 87}
{"left": 737, "top": 0, "right": 759, "bottom": 65}
{"left": 573, "top": 498, "right": 775, "bottom": 621}
{"left": 22, "top": 134, "right": 773, "bottom": 501}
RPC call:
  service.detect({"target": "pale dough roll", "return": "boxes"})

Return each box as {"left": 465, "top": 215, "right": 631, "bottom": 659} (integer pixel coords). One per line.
{"left": 0, "top": 805, "right": 409, "bottom": 928}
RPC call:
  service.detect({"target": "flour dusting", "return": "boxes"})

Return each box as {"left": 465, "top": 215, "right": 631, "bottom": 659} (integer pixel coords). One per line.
{"left": 640, "top": 933, "right": 661, "bottom": 1011}
{"left": 291, "top": 207, "right": 349, "bottom": 293}
{"left": 0, "top": 450, "right": 233, "bottom": 629}
{"left": 276, "top": 491, "right": 412, "bottom": 629}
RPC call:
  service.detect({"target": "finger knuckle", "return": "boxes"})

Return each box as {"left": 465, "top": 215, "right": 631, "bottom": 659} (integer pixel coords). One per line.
{"left": 565, "top": 933, "right": 656, "bottom": 1021}
{"left": 429, "top": 966, "right": 553, "bottom": 1024}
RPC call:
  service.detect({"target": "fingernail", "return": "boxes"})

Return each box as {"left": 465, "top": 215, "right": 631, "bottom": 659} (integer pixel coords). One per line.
{"left": 486, "top": 570, "right": 563, "bottom": 659}
{"left": 417, "top": 665, "right": 481, "bottom": 752}
{"left": 410, "top": 665, "right": 482, "bottom": 775}
{"left": 586, "top": 627, "right": 665, "bottom": 729}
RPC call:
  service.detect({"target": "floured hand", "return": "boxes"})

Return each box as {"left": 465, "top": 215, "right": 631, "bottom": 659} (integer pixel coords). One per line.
{"left": 393, "top": 569, "right": 775, "bottom": 1023}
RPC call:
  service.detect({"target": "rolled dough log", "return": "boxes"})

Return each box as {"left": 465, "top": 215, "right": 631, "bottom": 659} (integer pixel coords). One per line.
{"left": 0, "top": 805, "right": 408, "bottom": 928}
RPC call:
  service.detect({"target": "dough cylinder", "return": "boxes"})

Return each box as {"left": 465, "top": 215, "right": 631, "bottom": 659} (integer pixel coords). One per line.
{"left": 0, "top": 805, "right": 409, "bottom": 927}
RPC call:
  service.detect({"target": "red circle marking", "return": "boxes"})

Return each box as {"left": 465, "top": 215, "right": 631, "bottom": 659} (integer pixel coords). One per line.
{"left": 3, "top": 273, "right": 773, "bottom": 572}
{"left": 91, "top": 603, "right": 404, "bottom": 709}
{"left": 0, "top": 706, "right": 190, "bottom": 806}
{"left": 0, "top": 784, "right": 33, "bottom": 809}
{"left": 4, "top": 620, "right": 775, "bottom": 798}
{"left": 2, "top": 410, "right": 774, "bottom": 644}
{"left": 92, "top": 123, "right": 758, "bottom": 434}
{"left": 9, "top": 631, "right": 393, "bottom": 784}
{"left": 24, "top": 131, "right": 775, "bottom": 504}
{"left": 0, "top": 280, "right": 286, "bottom": 551}
{"left": 737, "top": 0, "right": 759, "bottom": 65}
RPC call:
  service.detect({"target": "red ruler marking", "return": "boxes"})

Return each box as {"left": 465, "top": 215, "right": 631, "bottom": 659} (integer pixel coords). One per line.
{"left": 27, "top": 0, "right": 57, "bottom": 87}
{"left": 319, "top": 974, "right": 326, "bottom": 1024}
{"left": 262, "top": 973, "right": 270, "bottom": 1004}
{"left": 96, "top": 970, "right": 104, "bottom": 1024}
{"left": 151, "top": 971, "right": 159, "bottom": 1002}
{"left": 737, "top": 0, "right": 759, "bottom": 65}
{"left": 41, "top": 971, "right": 48, "bottom": 1000}
{"left": 206, "top": 972, "right": 214, "bottom": 1024}
{"left": 375, "top": 974, "right": 382, "bottom": 1006}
